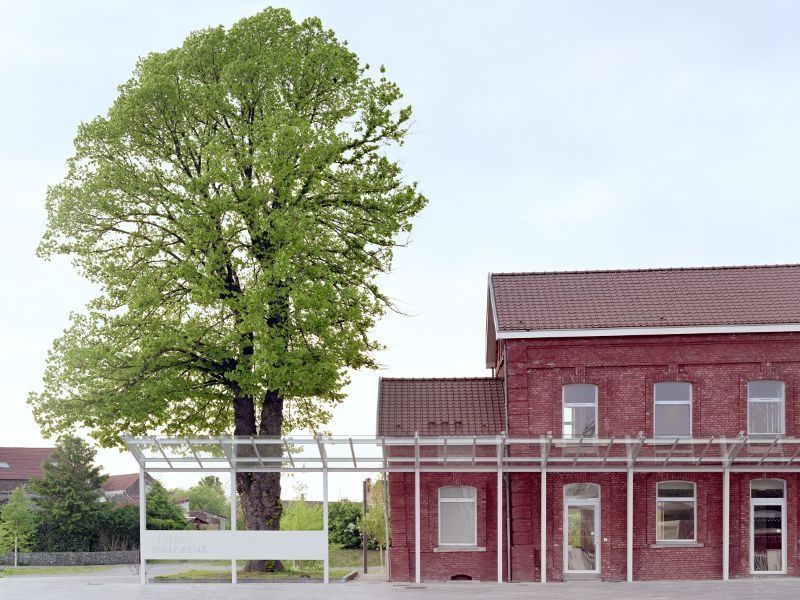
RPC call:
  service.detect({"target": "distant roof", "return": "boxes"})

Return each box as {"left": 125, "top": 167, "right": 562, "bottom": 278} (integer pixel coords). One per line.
{"left": 490, "top": 264, "right": 800, "bottom": 333}
{"left": 0, "top": 447, "right": 54, "bottom": 480}
{"left": 103, "top": 473, "right": 140, "bottom": 493}
{"left": 377, "top": 377, "right": 505, "bottom": 437}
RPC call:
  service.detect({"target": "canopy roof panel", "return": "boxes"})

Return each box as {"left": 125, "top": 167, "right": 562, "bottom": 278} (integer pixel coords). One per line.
{"left": 124, "top": 434, "right": 800, "bottom": 473}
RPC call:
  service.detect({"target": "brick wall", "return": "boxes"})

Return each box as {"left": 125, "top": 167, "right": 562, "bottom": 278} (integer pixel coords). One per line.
{"left": 388, "top": 332, "right": 800, "bottom": 582}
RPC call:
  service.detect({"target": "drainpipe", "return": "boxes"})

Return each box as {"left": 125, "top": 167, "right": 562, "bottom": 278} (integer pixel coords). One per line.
{"left": 501, "top": 341, "right": 512, "bottom": 581}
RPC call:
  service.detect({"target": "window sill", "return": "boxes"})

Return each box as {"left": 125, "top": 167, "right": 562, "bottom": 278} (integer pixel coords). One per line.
{"left": 650, "top": 542, "right": 704, "bottom": 548}
{"left": 434, "top": 546, "right": 486, "bottom": 553}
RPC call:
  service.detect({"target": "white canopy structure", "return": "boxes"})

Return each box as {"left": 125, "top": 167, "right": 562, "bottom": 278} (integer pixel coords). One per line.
{"left": 126, "top": 433, "right": 800, "bottom": 584}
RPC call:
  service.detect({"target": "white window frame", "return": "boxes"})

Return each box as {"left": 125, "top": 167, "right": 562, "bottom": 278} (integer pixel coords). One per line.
{"left": 747, "top": 380, "right": 785, "bottom": 436}
{"left": 656, "top": 481, "right": 697, "bottom": 543}
{"left": 749, "top": 479, "right": 787, "bottom": 575}
{"left": 437, "top": 486, "right": 477, "bottom": 547}
{"left": 563, "top": 483, "right": 601, "bottom": 574}
{"left": 654, "top": 382, "right": 692, "bottom": 438}
{"left": 562, "top": 384, "right": 598, "bottom": 439}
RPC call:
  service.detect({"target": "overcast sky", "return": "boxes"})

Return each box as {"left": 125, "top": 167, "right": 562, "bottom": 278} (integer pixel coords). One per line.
{"left": 2, "top": 1, "right": 800, "bottom": 500}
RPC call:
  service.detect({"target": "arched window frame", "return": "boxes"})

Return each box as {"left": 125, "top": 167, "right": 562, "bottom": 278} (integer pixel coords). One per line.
{"left": 653, "top": 381, "right": 692, "bottom": 437}
{"left": 747, "top": 380, "right": 785, "bottom": 437}
{"left": 438, "top": 486, "right": 477, "bottom": 547}
{"left": 562, "top": 384, "right": 598, "bottom": 439}
{"left": 656, "top": 480, "right": 696, "bottom": 542}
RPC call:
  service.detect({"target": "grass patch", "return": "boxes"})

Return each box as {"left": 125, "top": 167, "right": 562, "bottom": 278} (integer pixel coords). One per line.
{"left": 156, "top": 567, "right": 352, "bottom": 581}
{"left": 328, "top": 547, "right": 383, "bottom": 568}
{"left": 0, "top": 565, "right": 113, "bottom": 578}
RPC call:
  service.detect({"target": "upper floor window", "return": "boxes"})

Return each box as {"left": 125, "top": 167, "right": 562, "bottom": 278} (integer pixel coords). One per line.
{"left": 654, "top": 382, "right": 692, "bottom": 437}
{"left": 438, "top": 486, "right": 477, "bottom": 546}
{"left": 748, "top": 380, "right": 785, "bottom": 436}
{"left": 563, "top": 384, "right": 597, "bottom": 438}
{"left": 656, "top": 481, "right": 696, "bottom": 542}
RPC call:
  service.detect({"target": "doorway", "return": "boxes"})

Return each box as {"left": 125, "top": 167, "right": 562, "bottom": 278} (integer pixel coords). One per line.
{"left": 750, "top": 479, "right": 786, "bottom": 574}
{"left": 563, "top": 483, "right": 600, "bottom": 574}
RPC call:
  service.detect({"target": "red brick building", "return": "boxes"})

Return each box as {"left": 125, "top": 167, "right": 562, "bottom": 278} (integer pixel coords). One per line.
{"left": 377, "top": 265, "right": 800, "bottom": 583}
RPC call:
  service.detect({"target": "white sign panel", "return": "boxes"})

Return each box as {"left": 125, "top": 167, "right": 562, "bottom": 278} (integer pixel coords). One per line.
{"left": 142, "top": 530, "right": 328, "bottom": 561}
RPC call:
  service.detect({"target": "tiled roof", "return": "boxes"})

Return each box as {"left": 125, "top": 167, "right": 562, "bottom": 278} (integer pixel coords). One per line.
{"left": 102, "top": 473, "right": 140, "bottom": 493}
{"left": 0, "top": 447, "right": 54, "bottom": 480}
{"left": 377, "top": 377, "right": 505, "bottom": 437}
{"left": 491, "top": 264, "right": 800, "bottom": 332}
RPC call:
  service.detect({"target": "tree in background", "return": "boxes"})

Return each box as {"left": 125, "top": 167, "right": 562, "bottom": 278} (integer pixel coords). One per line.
{"left": 280, "top": 483, "right": 322, "bottom": 531}
{"left": 361, "top": 479, "right": 389, "bottom": 569}
{"left": 28, "top": 435, "right": 106, "bottom": 552}
{"left": 30, "top": 7, "right": 425, "bottom": 573}
{"left": 95, "top": 503, "right": 139, "bottom": 551}
{"left": 146, "top": 481, "right": 187, "bottom": 530}
{"left": 328, "top": 500, "right": 362, "bottom": 549}
{"left": 0, "top": 487, "right": 37, "bottom": 565}
{"left": 187, "top": 480, "right": 229, "bottom": 517}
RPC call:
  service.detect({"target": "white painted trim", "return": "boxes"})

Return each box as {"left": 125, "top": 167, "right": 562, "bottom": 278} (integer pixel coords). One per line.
{"left": 655, "top": 481, "right": 697, "bottom": 543}
{"left": 722, "top": 468, "right": 730, "bottom": 581}
{"left": 495, "top": 323, "right": 800, "bottom": 340}
{"left": 540, "top": 467, "right": 547, "bottom": 583}
{"left": 654, "top": 382, "right": 693, "bottom": 438}
{"left": 626, "top": 469, "right": 633, "bottom": 582}
{"left": 230, "top": 467, "right": 237, "bottom": 584}
{"left": 486, "top": 276, "right": 500, "bottom": 368}
{"left": 437, "top": 486, "right": 478, "bottom": 547}
{"left": 749, "top": 479, "right": 787, "bottom": 575}
{"left": 747, "top": 380, "right": 786, "bottom": 436}
{"left": 563, "top": 491, "right": 601, "bottom": 575}
{"left": 139, "top": 467, "right": 146, "bottom": 585}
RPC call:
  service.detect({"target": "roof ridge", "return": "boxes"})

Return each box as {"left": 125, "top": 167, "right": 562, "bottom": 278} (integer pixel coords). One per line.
{"left": 379, "top": 376, "right": 500, "bottom": 382}
{"left": 491, "top": 263, "right": 800, "bottom": 278}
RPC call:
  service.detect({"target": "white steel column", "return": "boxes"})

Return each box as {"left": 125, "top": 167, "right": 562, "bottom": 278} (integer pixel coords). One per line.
{"left": 497, "top": 465, "right": 503, "bottom": 582}
{"left": 230, "top": 467, "right": 237, "bottom": 584}
{"left": 323, "top": 465, "right": 329, "bottom": 584}
{"left": 626, "top": 467, "right": 634, "bottom": 582}
{"left": 414, "top": 433, "right": 421, "bottom": 584}
{"left": 722, "top": 467, "right": 730, "bottom": 580}
{"left": 540, "top": 466, "right": 547, "bottom": 583}
{"left": 139, "top": 465, "right": 146, "bottom": 585}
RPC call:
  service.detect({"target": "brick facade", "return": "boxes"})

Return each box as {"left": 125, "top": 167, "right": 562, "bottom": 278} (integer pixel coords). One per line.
{"left": 387, "top": 332, "right": 800, "bottom": 581}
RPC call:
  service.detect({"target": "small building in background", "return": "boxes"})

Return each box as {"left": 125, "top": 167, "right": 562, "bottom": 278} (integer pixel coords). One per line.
{"left": 102, "top": 472, "right": 154, "bottom": 505}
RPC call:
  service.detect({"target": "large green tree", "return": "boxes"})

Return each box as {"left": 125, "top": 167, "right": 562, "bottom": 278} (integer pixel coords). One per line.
{"left": 27, "top": 435, "right": 107, "bottom": 552}
{"left": 30, "top": 8, "right": 425, "bottom": 571}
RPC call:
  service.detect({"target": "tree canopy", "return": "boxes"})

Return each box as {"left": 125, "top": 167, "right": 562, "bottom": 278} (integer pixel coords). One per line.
{"left": 0, "top": 487, "right": 37, "bottom": 555}
{"left": 30, "top": 7, "right": 426, "bottom": 446}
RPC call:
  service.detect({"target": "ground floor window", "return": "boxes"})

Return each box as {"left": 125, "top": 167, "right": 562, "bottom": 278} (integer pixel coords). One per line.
{"left": 656, "top": 481, "right": 696, "bottom": 541}
{"left": 438, "top": 486, "right": 477, "bottom": 546}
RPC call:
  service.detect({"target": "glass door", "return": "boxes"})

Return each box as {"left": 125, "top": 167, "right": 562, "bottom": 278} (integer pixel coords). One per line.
{"left": 750, "top": 479, "right": 786, "bottom": 574}
{"left": 563, "top": 483, "right": 600, "bottom": 574}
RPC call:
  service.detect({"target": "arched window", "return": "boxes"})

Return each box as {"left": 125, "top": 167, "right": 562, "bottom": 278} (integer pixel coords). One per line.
{"left": 654, "top": 382, "right": 692, "bottom": 437}
{"left": 748, "top": 381, "right": 785, "bottom": 436}
{"left": 563, "top": 384, "right": 598, "bottom": 438}
{"left": 751, "top": 478, "right": 785, "bottom": 499}
{"left": 564, "top": 483, "right": 600, "bottom": 499}
{"left": 438, "top": 486, "right": 477, "bottom": 546}
{"left": 656, "top": 481, "right": 696, "bottom": 542}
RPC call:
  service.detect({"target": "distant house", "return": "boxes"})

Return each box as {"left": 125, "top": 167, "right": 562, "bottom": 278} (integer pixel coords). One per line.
{"left": 102, "top": 472, "right": 154, "bottom": 505}
{"left": 188, "top": 510, "right": 229, "bottom": 530}
{"left": 0, "top": 447, "right": 54, "bottom": 503}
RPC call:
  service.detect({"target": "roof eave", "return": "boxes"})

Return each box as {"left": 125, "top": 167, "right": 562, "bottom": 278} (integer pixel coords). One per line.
{"left": 496, "top": 323, "right": 800, "bottom": 340}
{"left": 485, "top": 274, "right": 499, "bottom": 368}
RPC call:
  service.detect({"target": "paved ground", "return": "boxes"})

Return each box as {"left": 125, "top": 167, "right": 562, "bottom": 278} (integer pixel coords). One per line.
{"left": 3, "top": 570, "right": 800, "bottom": 600}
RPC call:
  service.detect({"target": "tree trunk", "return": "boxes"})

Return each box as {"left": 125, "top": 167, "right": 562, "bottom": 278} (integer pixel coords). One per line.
{"left": 234, "top": 388, "right": 285, "bottom": 572}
